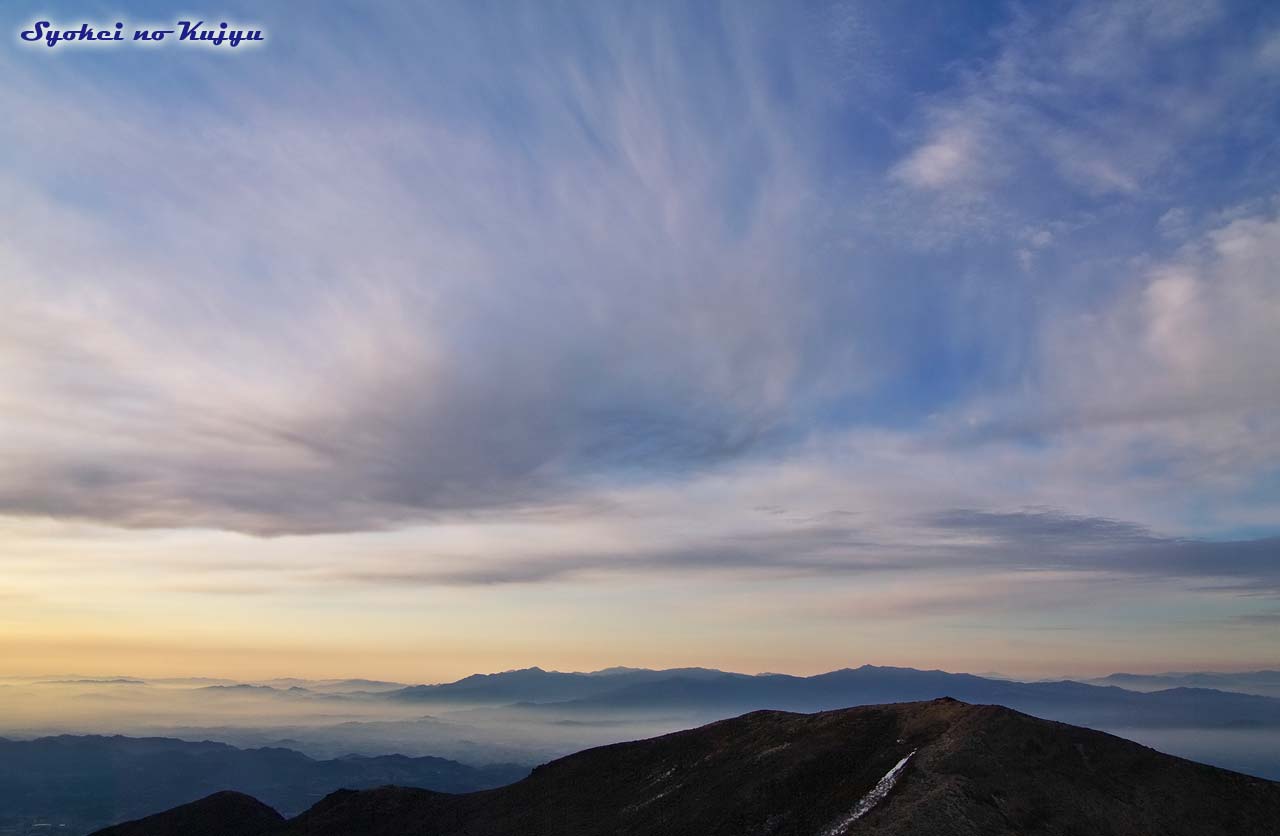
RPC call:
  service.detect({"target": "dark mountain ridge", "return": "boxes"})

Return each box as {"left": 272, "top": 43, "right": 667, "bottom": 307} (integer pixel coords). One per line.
{"left": 93, "top": 699, "right": 1280, "bottom": 836}
{"left": 90, "top": 791, "right": 284, "bottom": 836}
{"left": 0, "top": 734, "right": 527, "bottom": 834}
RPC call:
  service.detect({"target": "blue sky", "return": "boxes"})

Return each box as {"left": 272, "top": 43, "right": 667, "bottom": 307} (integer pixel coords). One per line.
{"left": 1, "top": 0, "right": 1278, "bottom": 679}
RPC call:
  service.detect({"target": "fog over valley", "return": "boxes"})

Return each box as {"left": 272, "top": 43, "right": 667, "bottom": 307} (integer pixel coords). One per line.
{"left": 4, "top": 665, "right": 1280, "bottom": 779}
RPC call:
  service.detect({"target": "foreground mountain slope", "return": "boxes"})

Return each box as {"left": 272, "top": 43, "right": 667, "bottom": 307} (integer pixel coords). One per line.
{"left": 92, "top": 699, "right": 1280, "bottom": 836}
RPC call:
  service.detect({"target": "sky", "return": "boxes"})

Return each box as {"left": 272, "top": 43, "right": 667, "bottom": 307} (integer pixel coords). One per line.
{"left": 1, "top": 0, "right": 1278, "bottom": 682}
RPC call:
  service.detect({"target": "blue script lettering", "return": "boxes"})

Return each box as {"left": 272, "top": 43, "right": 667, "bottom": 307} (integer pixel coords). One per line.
{"left": 20, "top": 19, "right": 262, "bottom": 49}
{"left": 177, "top": 20, "right": 262, "bottom": 47}
{"left": 21, "top": 21, "right": 125, "bottom": 47}
{"left": 133, "top": 28, "right": 174, "bottom": 42}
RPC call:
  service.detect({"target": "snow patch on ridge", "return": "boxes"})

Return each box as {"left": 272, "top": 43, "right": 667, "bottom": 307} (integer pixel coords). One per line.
{"left": 820, "top": 749, "right": 916, "bottom": 835}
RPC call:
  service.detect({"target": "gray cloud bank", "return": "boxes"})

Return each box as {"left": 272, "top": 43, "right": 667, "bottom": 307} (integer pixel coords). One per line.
{"left": 332, "top": 508, "right": 1280, "bottom": 596}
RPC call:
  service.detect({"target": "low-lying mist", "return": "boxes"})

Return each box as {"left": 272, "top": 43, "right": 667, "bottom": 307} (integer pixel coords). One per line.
{"left": 4, "top": 666, "right": 1280, "bottom": 779}
{"left": 0, "top": 676, "right": 687, "bottom": 766}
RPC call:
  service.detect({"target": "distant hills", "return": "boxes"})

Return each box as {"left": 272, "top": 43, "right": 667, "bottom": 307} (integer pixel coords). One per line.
{"left": 385, "top": 664, "right": 1280, "bottom": 732}
{"left": 1088, "top": 670, "right": 1280, "bottom": 698}
{"left": 20, "top": 664, "right": 1280, "bottom": 703}
{"left": 12, "top": 664, "right": 1280, "bottom": 780}
{"left": 0, "top": 735, "right": 526, "bottom": 835}
{"left": 92, "top": 699, "right": 1280, "bottom": 836}
{"left": 376, "top": 665, "right": 1280, "bottom": 781}
{"left": 386, "top": 666, "right": 731, "bottom": 704}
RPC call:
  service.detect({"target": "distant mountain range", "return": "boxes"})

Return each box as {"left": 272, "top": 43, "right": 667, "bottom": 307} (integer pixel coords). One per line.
{"left": 92, "top": 699, "right": 1280, "bottom": 836}
{"left": 375, "top": 665, "right": 1280, "bottom": 780}
{"left": 0, "top": 735, "right": 526, "bottom": 835}
{"left": 23, "top": 665, "right": 1280, "bottom": 703}
{"left": 384, "top": 664, "right": 1280, "bottom": 732}
{"left": 1087, "top": 670, "right": 1280, "bottom": 698}
{"left": 385, "top": 666, "right": 731, "bottom": 704}
{"left": 14, "top": 664, "right": 1280, "bottom": 779}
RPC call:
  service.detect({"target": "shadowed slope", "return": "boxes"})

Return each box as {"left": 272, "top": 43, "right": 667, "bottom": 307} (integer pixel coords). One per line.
{"left": 94, "top": 700, "right": 1280, "bottom": 836}
{"left": 92, "top": 791, "right": 284, "bottom": 836}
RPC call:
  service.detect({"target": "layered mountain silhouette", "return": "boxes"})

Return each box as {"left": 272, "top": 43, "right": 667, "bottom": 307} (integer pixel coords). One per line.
{"left": 1089, "top": 670, "right": 1280, "bottom": 698}
{"left": 387, "top": 664, "right": 1280, "bottom": 731}
{"left": 0, "top": 735, "right": 525, "bottom": 834}
{"left": 386, "top": 666, "right": 731, "bottom": 704}
{"left": 92, "top": 699, "right": 1280, "bottom": 836}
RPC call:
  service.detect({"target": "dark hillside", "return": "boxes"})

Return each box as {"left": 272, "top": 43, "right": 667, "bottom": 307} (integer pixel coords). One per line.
{"left": 94, "top": 699, "right": 1280, "bottom": 836}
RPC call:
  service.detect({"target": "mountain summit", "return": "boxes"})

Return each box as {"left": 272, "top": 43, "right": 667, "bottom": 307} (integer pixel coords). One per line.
{"left": 93, "top": 699, "right": 1280, "bottom": 836}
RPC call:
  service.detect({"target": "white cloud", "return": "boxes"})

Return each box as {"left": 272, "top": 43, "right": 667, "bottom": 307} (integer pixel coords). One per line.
{"left": 1051, "top": 209, "right": 1280, "bottom": 418}
{"left": 888, "top": 0, "right": 1268, "bottom": 207}
{"left": 890, "top": 128, "right": 978, "bottom": 189}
